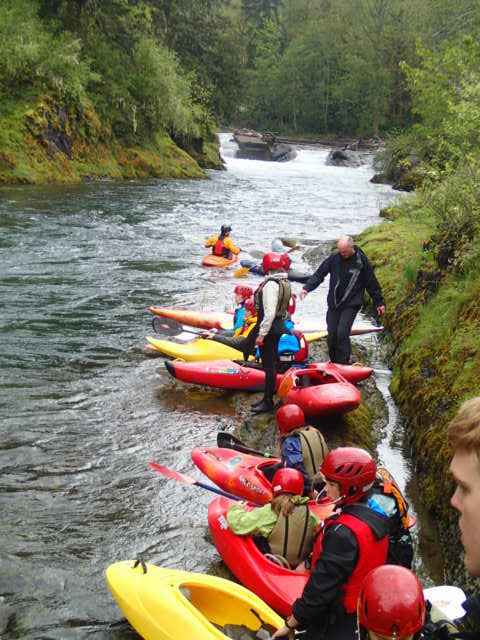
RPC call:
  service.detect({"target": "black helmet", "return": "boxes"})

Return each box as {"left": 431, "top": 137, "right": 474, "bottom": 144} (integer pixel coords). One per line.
{"left": 221, "top": 224, "right": 232, "bottom": 235}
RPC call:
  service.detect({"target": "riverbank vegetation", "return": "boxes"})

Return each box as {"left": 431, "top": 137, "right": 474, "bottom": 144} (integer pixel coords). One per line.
{"left": 3, "top": 1, "right": 480, "bottom": 183}
{"left": 356, "top": 31, "right": 480, "bottom": 590}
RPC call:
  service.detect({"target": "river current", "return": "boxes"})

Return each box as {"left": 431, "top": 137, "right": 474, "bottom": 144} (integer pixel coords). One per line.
{"left": 0, "top": 134, "right": 443, "bottom": 638}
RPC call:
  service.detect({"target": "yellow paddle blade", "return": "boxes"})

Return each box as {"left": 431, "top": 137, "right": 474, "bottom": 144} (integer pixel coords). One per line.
{"left": 234, "top": 267, "right": 250, "bottom": 278}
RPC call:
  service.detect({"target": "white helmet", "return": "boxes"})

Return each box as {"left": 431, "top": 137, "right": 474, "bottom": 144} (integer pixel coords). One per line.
{"left": 271, "top": 238, "right": 284, "bottom": 252}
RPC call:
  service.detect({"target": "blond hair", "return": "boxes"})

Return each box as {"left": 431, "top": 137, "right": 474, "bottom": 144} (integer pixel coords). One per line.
{"left": 447, "top": 397, "right": 480, "bottom": 459}
{"left": 271, "top": 493, "right": 296, "bottom": 518}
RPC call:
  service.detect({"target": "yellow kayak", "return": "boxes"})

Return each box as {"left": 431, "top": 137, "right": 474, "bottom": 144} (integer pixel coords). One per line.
{"left": 106, "top": 560, "right": 283, "bottom": 640}
{"left": 145, "top": 331, "right": 327, "bottom": 361}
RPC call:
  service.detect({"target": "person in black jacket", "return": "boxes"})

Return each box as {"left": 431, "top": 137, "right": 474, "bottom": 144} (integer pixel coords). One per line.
{"left": 299, "top": 235, "right": 385, "bottom": 364}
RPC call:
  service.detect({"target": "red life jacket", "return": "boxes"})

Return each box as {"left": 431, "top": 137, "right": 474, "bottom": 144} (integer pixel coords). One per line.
{"left": 213, "top": 238, "right": 225, "bottom": 256}
{"left": 311, "top": 512, "right": 388, "bottom": 613}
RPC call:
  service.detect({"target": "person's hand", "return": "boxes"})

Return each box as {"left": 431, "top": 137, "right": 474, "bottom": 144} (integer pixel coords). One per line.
{"left": 255, "top": 335, "right": 264, "bottom": 347}
{"left": 376, "top": 305, "right": 386, "bottom": 316}
{"left": 299, "top": 289, "right": 308, "bottom": 301}
{"left": 272, "top": 626, "right": 295, "bottom": 639}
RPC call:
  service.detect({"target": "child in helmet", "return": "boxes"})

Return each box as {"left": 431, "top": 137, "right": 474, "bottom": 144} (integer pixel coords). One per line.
{"left": 273, "top": 448, "right": 389, "bottom": 640}
{"left": 263, "top": 405, "right": 328, "bottom": 498}
{"left": 205, "top": 296, "right": 258, "bottom": 350}
{"left": 357, "top": 565, "right": 426, "bottom": 640}
{"left": 233, "top": 284, "right": 253, "bottom": 331}
{"left": 227, "top": 468, "right": 320, "bottom": 569}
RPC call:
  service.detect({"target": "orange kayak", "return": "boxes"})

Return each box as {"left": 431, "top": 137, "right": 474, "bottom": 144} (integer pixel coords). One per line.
{"left": 149, "top": 306, "right": 233, "bottom": 330}
{"left": 202, "top": 254, "right": 239, "bottom": 267}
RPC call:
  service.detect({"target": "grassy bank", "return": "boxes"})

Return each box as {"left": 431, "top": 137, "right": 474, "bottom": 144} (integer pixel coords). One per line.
{"left": 358, "top": 200, "right": 480, "bottom": 592}
{"left": 0, "top": 92, "right": 223, "bottom": 185}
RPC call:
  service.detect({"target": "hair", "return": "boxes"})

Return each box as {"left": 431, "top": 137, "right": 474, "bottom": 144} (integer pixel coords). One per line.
{"left": 338, "top": 235, "right": 354, "bottom": 247}
{"left": 447, "top": 397, "right": 480, "bottom": 459}
{"left": 271, "top": 493, "right": 296, "bottom": 518}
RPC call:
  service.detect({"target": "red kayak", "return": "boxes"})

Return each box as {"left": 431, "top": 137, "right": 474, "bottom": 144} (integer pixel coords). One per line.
{"left": 191, "top": 447, "right": 278, "bottom": 503}
{"left": 165, "top": 359, "right": 373, "bottom": 393}
{"left": 208, "top": 497, "right": 334, "bottom": 616}
{"left": 277, "top": 365, "right": 361, "bottom": 417}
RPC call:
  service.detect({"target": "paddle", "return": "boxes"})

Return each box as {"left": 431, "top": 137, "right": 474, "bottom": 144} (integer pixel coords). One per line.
{"left": 149, "top": 462, "right": 262, "bottom": 506}
{"left": 234, "top": 245, "right": 301, "bottom": 278}
{"left": 217, "top": 432, "right": 274, "bottom": 458}
{"left": 152, "top": 316, "right": 204, "bottom": 337}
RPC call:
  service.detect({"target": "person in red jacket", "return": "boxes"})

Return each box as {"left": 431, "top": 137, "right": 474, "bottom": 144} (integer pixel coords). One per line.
{"left": 273, "top": 447, "right": 389, "bottom": 640}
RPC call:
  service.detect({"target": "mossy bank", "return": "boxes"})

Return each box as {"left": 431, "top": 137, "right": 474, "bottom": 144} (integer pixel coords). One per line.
{"left": 357, "top": 206, "right": 480, "bottom": 594}
{"left": 0, "top": 92, "right": 223, "bottom": 185}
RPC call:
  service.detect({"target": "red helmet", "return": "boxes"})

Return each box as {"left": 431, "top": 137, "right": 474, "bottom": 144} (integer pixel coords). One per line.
{"left": 262, "top": 252, "right": 284, "bottom": 272}
{"left": 276, "top": 404, "right": 305, "bottom": 435}
{"left": 321, "top": 447, "right": 376, "bottom": 506}
{"left": 272, "top": 468, "right": 304, "bottom": 496}
{"left": 244, "top": 297, "right": 257, "bottom": 314}
{"left": 234, "top": 285, "right": 253, "bottom": 300}
{"left": 357, "top": 565, "right": 426, "bottom": 639}
{"left": 282, "top": 253, "right": 291, "bottom": 270}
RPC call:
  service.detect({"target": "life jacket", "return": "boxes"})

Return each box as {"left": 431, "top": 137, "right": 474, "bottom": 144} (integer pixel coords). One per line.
{"left": 233, "top": 317, "right": 257, "bottom": 338}
{"left": 375, "top": 467, "right": 410, "bottom": 529}
{"left": 311, "top": 512, "right": 388, "bottom": 613}
{"left": 268, "top": 503, "right": 315, "bottom": 568}
{"left": 288, "top": 427, "right": 328, "bottom": 479}
{"left": 213, "top": 236, "right": 226, "bottom": 256}
{"left": 254, "top": 277, "right": 292, "bottom": 319}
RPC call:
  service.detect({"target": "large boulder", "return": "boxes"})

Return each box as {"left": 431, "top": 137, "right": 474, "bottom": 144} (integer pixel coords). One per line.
{"left": 326, "top": 148, "right": 361, "bottom": 167}
{"left": 233, "top": 128, "right": 296, "bottom": 162}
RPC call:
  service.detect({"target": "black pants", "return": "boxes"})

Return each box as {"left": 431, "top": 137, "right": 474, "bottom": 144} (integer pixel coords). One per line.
{"left": 326, "top": 305, "right": 360, "bottom": 364}
{"left": 260, "top": 333, "right": 281, "bottom": 402}
{"left": 303, "top": 611, "right": 356, "bottom": 640}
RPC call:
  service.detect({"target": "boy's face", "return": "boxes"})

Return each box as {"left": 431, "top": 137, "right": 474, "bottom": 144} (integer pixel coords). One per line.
{"left": 450, "top": 448, "right": 480, "bottom": 576}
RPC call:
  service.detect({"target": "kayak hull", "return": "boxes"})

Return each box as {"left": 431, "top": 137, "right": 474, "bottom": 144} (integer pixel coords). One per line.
{"left": 208, "top": 497, "right": 309, "bottom": 617}
{"left": 165, "top": 359, "right": 373, "bottom": 391}
{"left": 202, "top": 254, "right": 238, "bottom": 267}
{"left": 191, "top": 447, "right": 278, "bottom": 503}
{"left": 165, "top": 359, "right": 280, "bottom": 392}
{"left": 277, "top": 366, "right": 361, "bottom": 417}
{"left": 146, "top": 332, "right": 326, "bottom": 361}
{"left": 149, "top": 307, "right": 233, "bottom": 330}
{"left": 106, "top": 560, "right": 283, "bottom": 640}
{"left": 240, "top": 259, "right": 311, "bottom": 284}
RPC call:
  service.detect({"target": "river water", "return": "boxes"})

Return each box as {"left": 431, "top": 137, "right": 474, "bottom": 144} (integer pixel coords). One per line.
{"left": 0, "top": 134, "right": 443, "bottom": 638}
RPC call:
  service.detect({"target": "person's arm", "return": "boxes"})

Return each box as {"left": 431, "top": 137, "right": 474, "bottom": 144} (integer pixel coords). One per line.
{"left": 299, "top": 255, "right": 332, "bottom": 299}
{"left": 225, "top": 237, "right": 240, "bottom": 254}
{"left": 361, "top": 254, "right": 385, "bottom": 314}
{"left": 226, "top": 503, "right": 277, "bottom": 537}
{"left": 205, "top": 235, "right": 217, "bottom": 248}
{"left": 291, "top": 524, "right": 358, "bottom": 627}
{"left": 258, "top": 280, "right": 279, "bottom": 337}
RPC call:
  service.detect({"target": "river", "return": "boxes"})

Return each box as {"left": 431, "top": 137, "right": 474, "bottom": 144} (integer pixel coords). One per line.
{"left": 0, "top": 133, "right": 443, "bottom": 638}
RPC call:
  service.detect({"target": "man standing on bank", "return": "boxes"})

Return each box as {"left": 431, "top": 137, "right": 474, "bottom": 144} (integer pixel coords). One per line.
{"left": 299, "top": 235, "right": 385, "bottom": 365}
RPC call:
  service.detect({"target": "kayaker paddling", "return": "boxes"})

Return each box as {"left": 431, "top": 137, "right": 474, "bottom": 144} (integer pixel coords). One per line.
{"left": 205, "top": 224, "right": 240, "bottom": 259}
{"left": 299, "top": 235, "right": 385, "bottom": 365}
{"left": 274, "top": 447, "right": 389, "bottom": 640}
{"left": 226, "top": 468, "right": 319, "bottom": 570}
